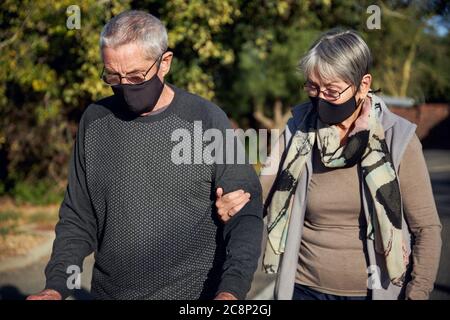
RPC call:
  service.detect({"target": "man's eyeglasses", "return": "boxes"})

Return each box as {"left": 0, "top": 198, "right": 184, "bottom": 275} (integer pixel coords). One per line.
{"left": 303, "top": 82, "right": 352, "bottom": 101}
{"left": 101, "top": 56, "right": 162, "bottom": 86}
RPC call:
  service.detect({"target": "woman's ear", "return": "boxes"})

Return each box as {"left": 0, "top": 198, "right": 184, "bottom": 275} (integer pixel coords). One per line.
{"left": 358, "top": 74, "right": 372, "bottom": 98}
{"left": 356, "top": 73, "right": 372, "bottom": 100}
{"left": 158, "top": 51, "right": 173, "bottom": 78}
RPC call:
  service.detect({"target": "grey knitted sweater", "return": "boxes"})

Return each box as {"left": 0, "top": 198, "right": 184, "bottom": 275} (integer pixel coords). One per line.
{"left": 45, "top": 84, "right": 263, "bottom": 300}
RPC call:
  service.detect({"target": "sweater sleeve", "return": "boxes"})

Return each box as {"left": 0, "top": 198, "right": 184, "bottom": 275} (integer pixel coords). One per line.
{"left": 44, "top": 112, "right": 97, "bottom": 299}
{"left": 210, "top": 110, "right": 264, "bottom": 300}
{"left": 399, "top": 134, "right": 442, "bottom": 300}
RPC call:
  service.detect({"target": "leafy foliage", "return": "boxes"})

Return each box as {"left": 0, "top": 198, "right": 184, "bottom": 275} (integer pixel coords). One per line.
{"left": 0, "top": 0, "right": 448, "bottom": 201}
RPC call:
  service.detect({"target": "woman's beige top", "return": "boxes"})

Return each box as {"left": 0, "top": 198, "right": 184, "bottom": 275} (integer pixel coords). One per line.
{"left": 295, "top": 134, "right": 442, "bottom": 299}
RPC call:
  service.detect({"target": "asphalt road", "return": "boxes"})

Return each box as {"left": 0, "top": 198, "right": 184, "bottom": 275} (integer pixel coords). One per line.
{"left": 426, "top": 150, "right": 450, "bottom": 299}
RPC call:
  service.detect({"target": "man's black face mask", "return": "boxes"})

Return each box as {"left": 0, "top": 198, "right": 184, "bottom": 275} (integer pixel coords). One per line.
{"left": 112, "top": 59, "right": 164, "bottom": 116}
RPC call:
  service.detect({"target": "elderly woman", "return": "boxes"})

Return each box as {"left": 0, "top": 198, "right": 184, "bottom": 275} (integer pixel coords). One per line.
{"left": 216, "top": 29, "right": 442, "bottom": 300}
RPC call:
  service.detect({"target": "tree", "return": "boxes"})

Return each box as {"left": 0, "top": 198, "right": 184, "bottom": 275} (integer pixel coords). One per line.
{"left": 222, "top": 0, "right": 363, "bottom": 129}
{"left": 0, "top": 0, "right": 448, "bottom": 201}
{"left": 365, "top": 0, "right": 449, "bottom": 102}
{"left": 0, "top": 0, "right": 130, "bottom": 194}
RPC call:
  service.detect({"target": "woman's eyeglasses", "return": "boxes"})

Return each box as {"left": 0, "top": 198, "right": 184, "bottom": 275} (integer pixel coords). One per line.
{"left": 303, "top": 82, "right": 352, "bottom": 101}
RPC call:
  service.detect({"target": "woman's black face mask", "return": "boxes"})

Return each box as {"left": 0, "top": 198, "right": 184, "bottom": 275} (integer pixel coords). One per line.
{"left": 309, "top": 86, "right": 361, "bottom": 125}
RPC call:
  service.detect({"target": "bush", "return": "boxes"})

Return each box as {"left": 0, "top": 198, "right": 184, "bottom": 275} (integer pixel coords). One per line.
{"left": 11, "top": 180, "right": 64, "bottom": 205}
{"left": 0, "top": 182, "right": 5, "bottom": 196}
{"left": 0, "top": 209, "right": 20, "bottom": 237}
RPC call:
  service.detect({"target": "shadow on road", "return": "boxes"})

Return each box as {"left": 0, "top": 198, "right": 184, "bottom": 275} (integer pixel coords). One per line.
{"left": 434, "top": 284, "right": 450, "bottom": 295}
{"left": 0, "top": 285, "right": 27, "bottom": 300}
{"left": 0, "top": 285, "right": 93, "bottom": 300}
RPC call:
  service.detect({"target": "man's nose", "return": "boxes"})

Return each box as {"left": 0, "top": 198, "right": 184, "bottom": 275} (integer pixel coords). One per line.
{"left": 120, "top": 77, "right": 133, "bottom": 85}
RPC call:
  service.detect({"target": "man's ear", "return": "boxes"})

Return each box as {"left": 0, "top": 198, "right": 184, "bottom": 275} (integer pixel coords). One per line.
{"left": 158, "top": 51, "right": 173, "bottom": 78}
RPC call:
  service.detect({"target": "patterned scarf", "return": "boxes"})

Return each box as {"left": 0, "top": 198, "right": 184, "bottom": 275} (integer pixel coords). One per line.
{"left": 263, "top": 95, "right": 407, "bottom": 287}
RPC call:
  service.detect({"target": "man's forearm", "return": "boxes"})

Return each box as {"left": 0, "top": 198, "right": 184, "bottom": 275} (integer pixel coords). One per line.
{"left": 218, "top": 214, "right": 264, "bottom": 299}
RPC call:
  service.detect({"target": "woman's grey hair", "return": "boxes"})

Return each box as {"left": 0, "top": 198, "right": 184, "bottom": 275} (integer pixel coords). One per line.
{"left": 298, "top": 29, "right": 372, "bottom": 87}
{"left": 100, "top": 10, "right": 168, "bottom": 60}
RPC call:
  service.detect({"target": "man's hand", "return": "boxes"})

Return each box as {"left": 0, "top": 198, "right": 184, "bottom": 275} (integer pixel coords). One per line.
{"left": 26, "top": 289, "right": 62, "bottom": 300}
{"left": 215, "top": 187, "right": 250, "bottom": 223}
{"left": 214, "top": 292, "right": 238, "bottom": 300}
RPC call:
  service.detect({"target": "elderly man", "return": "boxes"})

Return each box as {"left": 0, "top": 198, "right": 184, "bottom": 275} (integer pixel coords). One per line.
{"left": 27, "top": 10, "right": 263, "bottom": 300}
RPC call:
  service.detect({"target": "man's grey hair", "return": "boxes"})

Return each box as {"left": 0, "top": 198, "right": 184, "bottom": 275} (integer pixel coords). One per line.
{"left": 298, "top": 29, "right": 372, "bottom": 87}
{"left": 100, "top": 10, "right": 168, "bottom": 60}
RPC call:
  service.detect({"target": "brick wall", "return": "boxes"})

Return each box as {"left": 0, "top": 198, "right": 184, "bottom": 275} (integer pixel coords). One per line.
{"left": 390, "top": 103, "right": 450, "bottom": 149}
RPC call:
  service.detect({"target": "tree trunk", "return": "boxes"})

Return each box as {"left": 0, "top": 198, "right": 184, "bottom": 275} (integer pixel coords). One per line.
{"left": 253, "top": 99, "right": 291, "bottom": 130}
